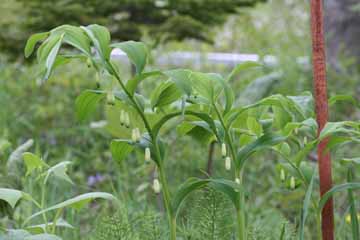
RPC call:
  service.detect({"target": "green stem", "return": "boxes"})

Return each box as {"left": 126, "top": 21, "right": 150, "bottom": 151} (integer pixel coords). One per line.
{"left": 316, "top": 212, "right": 322, "bottom": 240}
{"left": 236, "top": 171, "right": 246, "bottom": 240}
{"left": 213, "top": 103, "right": 246, "bottom": 240}
{"left": 158, "top": 164, "right": 176, "bottom": 240}
{"left": 347, "top": 166, "right": 359, "bottom": 240}
{"left": 51, "top": 208, "right": 63, "bottom": 234}
{"left": 170, "top": 216, "right": 177, "bottom": 240}
{"left": 40, "top": 184, "right": 48, "bottom": 232}
{"left": 107, "top": 61, "right": 176, "bottom": 239}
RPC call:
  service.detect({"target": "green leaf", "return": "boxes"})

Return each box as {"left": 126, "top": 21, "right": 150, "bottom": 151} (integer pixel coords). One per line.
{"left": 51, "top": 25, "right": 91, "bottom": 56}
{"left": 299, "top": 170, "right": 315, "bottom": 240}
{"left": 152, "top": 111, "right": 218, "bottom": 139}
{"left": 191, "top": 72, "right": 222, "bottom": 102}
{"left": 26, "top": 219, "right": 74, "bottom": 234}
{"left": 44, "top": 161, "right": 73, "bottom": 185}
{"left": 0, "top": 188, "right": 23, "bottom": 208}
{"left": 226, "top": 94, "right": 308, "bottom": 128}
{"left": 239, "top": 134, "right": 255, "bottom": 146}
{"left": 341, "top": 158, "right": 360, "bottom": 165}
{"left": 112, "top": 41, "right": 148, "bottom": 74}
{"left": 172, "top": 177, "right": 209, "bottom": 216}
{"left": 208, "top": 179, "right": 242, "bottom": 209}
{"left": 177, "top": 122, "right": 215, "bottom": 144}
{"left": 110, "top": 140, "right": 134, "bottom": 163}
{"left": 75, "top": 90, "right": 105, "bottom": 122}
{"left": 81, "top": 24, "right": 111, "bottom": 61}
{"left": 273, "top": 106, "right": 292, "bottom": 130}
{"left": 236, "top": 133, "right": 287, "bottom": 169}
{"left": 273, "top": 142, "right": 291, "bottom": 157}
{"left": 319, "top": 121, "right": 360, "bottom": 140}
{"left": 227, "top": 61, "right": 262, "bottom": 82}
{"left": 293, "top": 140, "right": 317, "bottom": 166}
{"left": 329, "top": 95, "right": 360, "bottom": 108}
{"left": 282, "top": 118, "right": 318, "bottom": 137}
{"left": 247, "top": 116, "right": 263, "bottom": 136}
{"left": 37, "top": 34, "right": 64, "bottom": 80}
{"left": 25, "top": 32, "right": 49, "bottom": 58}
{"left": 319, "top": 183, "right": 360, "bottom": 213}
{"left": 325, "top": 136, "right": 359, "bottom": 152}
{"left": 347, "top": 167, "right": 360, "bottom": 240}
{"left": 287, "top": 93, "right": 314, "bottom": 119}
{"left": 25, "top": 192, "right": 117, "bottom": 224}
{"left": 150, "top": 80, "right": 182, "bottom": 108}
{"left": 220, "top": 78, "right": 234, "bottom": 114}
{"left": 7, "top": 139, "right": 34, "bottom": 177}
{"left": 126, "top": 70, "right": 163, "bottom": 95}
{"left": 164, "top": 69, "right": 193, "bottom": 96}
{"left": 22, "top": 152, "right": 47, "bottom": 176}
{"left": 25, "top": 234, "right": 62, "bottom": 240}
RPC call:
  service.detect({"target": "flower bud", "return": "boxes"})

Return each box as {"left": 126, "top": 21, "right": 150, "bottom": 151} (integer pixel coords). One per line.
{"left": 235, "top": 178, "right": 240, "bottom": 184}
{"left": 124, "top": 112, "right": 130, "bottom": 128}
{"left": 86, "top": 57, "right": 92, "bottom": 68}
{"left": 280, "top": 169, "right": 286, "bottom": 181}
{"left": 135, "top": 128, "right": 141, "bottom": 142}
{"left": 225, "top": 156, "right": 231, "bottom": 171}
{"left": 120, "top": 110, "right": 125, "bottom": 126}
{"left": 145, "top": 147, "right": 151, "bottom": 162}
{"left": 290, "top": 176, "right": 296, "bottom": 190}
{"left": 106, "top": 91, "right": 115, "bottom": 105}
{"left": 153, "top": 178, "right": 161, "bottom": 193}
{"left": 131, "top": 129, "right": 137, "bottom": 142}
{"left": 221, "top": 143, "right": 227, "bottom": 158}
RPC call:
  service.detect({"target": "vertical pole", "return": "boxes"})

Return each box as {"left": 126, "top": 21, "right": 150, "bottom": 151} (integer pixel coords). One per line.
{"left": 310, "top": 0, "right": 334, "bottom": 239}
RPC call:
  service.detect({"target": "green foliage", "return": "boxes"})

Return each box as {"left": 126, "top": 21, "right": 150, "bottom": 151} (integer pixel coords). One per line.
{"left": 0, "top": 20, "right": 357, "bottom": 239}
{"left": 93, "top": 209, "right": 164, "bottom": 240}
{"left": 299, "top": 170, "right": 315, "bottom": 240}
{"left": 184, "top": 188, "right": 234, "bottom": 240}
{"left": 1, "top": 0, "right": 265, "bottom": 58}
{"left": 0, "top": 188, "right": 24, "bottom": 208}
{"left": 247, "top": 210, "right": 296, "bottom": 239}
{"left": 1, "top": 150, "right": 116, "bottom": 239}
{"left": 22, "top": 23, "right": 322, "bottom": 240}
{"left": 112, "top": 41, "right": 148, "bottom": 74}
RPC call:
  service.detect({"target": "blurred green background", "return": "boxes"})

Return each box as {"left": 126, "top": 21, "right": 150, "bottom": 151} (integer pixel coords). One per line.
{"left": 0, "top": 0, "right": 359, "bottom": 239}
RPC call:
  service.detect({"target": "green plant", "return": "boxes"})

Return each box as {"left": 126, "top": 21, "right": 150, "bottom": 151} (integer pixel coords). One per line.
{"left": 23, "top": 24, "right": 360, "bottom": 239}
{"left": 0, "top": 151, "right": 117, "bottom": 239}
{"left": 23, "top": 24, "right": 310, "bottom": 239}
{"left": 283, "top": 97, "right": 360, "bottom": 239}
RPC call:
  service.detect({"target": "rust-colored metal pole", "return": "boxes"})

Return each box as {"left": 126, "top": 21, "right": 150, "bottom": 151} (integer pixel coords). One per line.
{"left": 310, "top": 0, "right": 334, "bottom": 239}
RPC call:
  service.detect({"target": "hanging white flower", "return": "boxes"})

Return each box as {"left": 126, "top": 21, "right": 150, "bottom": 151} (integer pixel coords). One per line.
{"left": 221, "top": 143, "right": 227, "bottom": 158}
{"left": 153, "top": 178, "right": 161, "bottom": 193}
{"left": 145, "top": 147, "right": 151, "bottom": 162}
{"left": 225, "top": 156, "right": 231, "bottom": 171}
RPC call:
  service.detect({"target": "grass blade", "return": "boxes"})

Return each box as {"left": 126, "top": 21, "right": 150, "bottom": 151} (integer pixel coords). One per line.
{"left": 299, "top": 170, "right": 315, "bottom": 240}
{"left": 347, "top": 166, "right": 359, "bottom": 240}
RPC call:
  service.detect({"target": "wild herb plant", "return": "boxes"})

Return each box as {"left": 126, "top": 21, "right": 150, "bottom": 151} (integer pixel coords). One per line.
{"left": 21, "top": 25, "right": 328, "bottom": 240}
{"left": 0, "top": 151, "right": 117, "bottom": 239}
{"left": 278, "top": 97, "right": 360, "bottom": 239}
{"left": 93, "top": 208, "right": 164, "bottom": 240}
{"left": 9, "top": 24, "right": 360, "bottom": 239}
